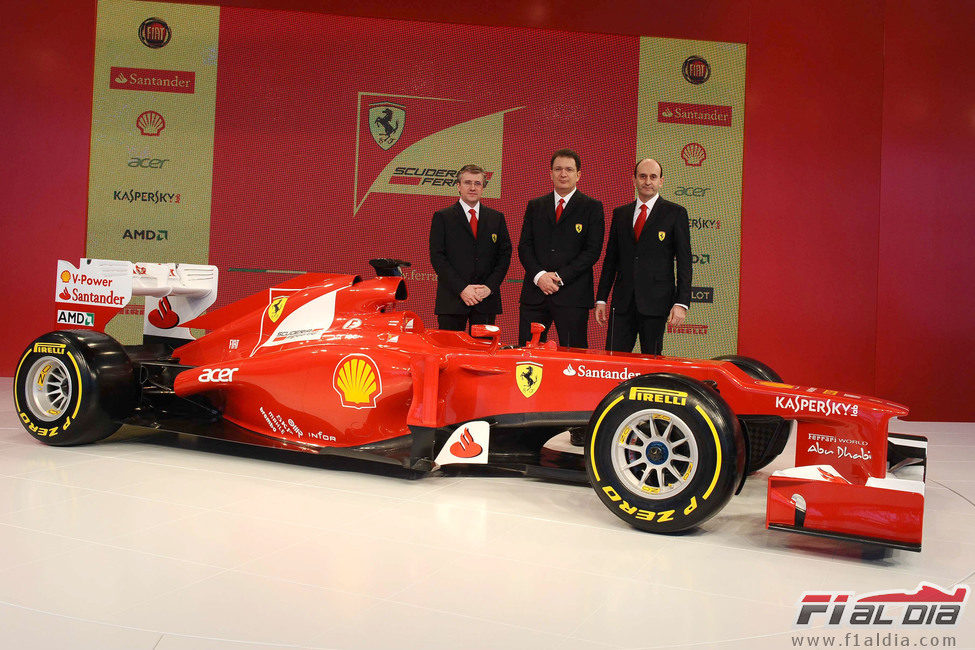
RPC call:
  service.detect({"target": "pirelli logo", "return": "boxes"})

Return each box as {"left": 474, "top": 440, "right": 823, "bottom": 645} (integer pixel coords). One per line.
{"left": 628, "top": 387, "right": 688, "bottom": 406}
{"left": 33, "top": 343, "right": 66, "bottom": 355}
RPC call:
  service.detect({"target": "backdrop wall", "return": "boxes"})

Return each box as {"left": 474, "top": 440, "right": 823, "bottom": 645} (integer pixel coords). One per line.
{"left": 2, "top": 0, "right": 972, "bottom": 421}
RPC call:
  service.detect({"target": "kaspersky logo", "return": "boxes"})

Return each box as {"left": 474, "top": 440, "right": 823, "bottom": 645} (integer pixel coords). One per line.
{"left": 353, "top": 92, "right": 522, "bottom": 215}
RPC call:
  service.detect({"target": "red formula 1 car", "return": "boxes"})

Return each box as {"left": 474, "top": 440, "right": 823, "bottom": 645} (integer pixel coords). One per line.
{"left": 14, "top": 258, "right": 928, "bottom": 550}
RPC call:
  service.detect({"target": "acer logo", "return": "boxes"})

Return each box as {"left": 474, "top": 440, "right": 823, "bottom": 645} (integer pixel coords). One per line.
{"left": 198, "top": 367, "right": 239, "bottom": 383}
{"left": 128, "top": 157, "right": 170, "bottom": 169}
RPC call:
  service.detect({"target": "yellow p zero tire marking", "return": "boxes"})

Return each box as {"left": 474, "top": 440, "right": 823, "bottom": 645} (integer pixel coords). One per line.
{"left": 696, "top": 404, "right": 722, "bottom": 500}
{"left": 589, "top": 395, "right": 625, "bottom": 482}
{"left": 66, "top": 352, "right": 83, "bottom": 419}
{"left": 13, "top": 352, "right": 30, "bottom": 412}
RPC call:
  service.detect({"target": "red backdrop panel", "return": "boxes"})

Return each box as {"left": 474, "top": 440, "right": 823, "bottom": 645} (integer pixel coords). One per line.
{"left": 876, "top": 0, "right": 975, "bottom": 420}
{"left": 0, "top": 2, "right": 95, "bottom": 365}
{"left": 2, "top": 0, "right": 972, "bottom": 421}
{"left": 209, "top": 9, "right": 637, "bottom": 344}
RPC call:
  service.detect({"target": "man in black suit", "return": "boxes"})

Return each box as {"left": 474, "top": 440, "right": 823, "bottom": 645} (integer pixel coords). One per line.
{"left": 429, "top": 164, "right": 512, "bottom": 331}
{"left": 595, "top": 158, "right": 691, "bottom": 355}
{"left": 517, "top": 149, "right": 605, "bottom": 347}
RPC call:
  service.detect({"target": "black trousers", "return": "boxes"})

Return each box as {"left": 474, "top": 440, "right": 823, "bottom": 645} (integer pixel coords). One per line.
{"left": 437, "top": 311, "right": 496, "bottom": 332}
{"left": 605, "top": 307, "right": 667, "bottom": 355}
{"left": 518, "top": 302, "right": 589, "bottom": 348}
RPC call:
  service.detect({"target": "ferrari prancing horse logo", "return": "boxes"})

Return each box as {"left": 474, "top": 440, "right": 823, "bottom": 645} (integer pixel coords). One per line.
{"left": 267, "top": 297, "right": 288, "bottom": 323}
{"left": 516, "top": 362, "right": 543, "bottom": 398}
{"left": 575, "top": 224, "right": 583, "bottom": 233}
{"left": 658, "top": 231, "right": 666, "bottom": 241}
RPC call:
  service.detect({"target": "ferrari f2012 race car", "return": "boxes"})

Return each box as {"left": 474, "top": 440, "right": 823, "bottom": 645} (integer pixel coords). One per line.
{"left": 14, "top": 258, "right": 928, "bottom": 550}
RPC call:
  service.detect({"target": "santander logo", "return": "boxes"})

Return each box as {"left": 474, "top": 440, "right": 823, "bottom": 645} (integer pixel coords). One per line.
{"left": 449, "top": 428, "right": 483, "bottom": 458}
{"left": 148, "top": 296, "right": 180, "bottom": 329}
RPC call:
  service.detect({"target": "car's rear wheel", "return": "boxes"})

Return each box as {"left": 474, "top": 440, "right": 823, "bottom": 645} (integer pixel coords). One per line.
{"left": 13, "top": 330, "right": 139, "bottom": 446}
{"left": 584, "top": 373, "right": 745, "bottom": 533}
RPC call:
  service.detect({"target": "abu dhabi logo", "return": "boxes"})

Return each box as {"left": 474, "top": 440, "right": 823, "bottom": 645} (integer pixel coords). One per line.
{"left": 353, "top": 92, "right": 522, "bottom": 215}
{"left": 370, "top": 102, "right": 405, "bottom": 150}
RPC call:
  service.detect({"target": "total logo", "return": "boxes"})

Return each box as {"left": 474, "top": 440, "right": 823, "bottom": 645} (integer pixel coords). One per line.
{"left": 198, "top": 367, "right": 239, "bottom": 383}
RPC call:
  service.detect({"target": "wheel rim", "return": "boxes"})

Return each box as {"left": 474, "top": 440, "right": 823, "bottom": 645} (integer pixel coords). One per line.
{"left": 25, "top": 356, "right": 72, "bottom": 422}
{"left": 610, "top": 409, "right": 699, "bottom": 499}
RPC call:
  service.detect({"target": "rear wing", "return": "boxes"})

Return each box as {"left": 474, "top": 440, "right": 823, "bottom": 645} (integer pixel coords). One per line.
{"left": 54, "top": 258, "right": 218, "bottom": 341}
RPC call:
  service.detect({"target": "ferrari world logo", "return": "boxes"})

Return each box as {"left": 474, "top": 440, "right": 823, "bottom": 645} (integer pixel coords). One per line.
{"left": 369, "top": 102, "right": 405, "bottom": 150}
{"left": 267, "top": 297, "right": 288, "bottom": 323}
{"left": 333, "top": 354, "right": 382, "bottom": 408}
{"left": 516, "top": 362, "right": 543, "bottom": 398}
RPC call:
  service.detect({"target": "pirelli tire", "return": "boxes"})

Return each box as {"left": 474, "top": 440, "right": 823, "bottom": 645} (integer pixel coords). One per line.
{"left": 13, "top": 330, "right": 139, "bottom": 446}
{"left": 711, "top": 355, "right": 782, "bottom": 383}
{"left": 712, "top": 354, "right": 790, "bottom": 473}
{"left": 585, "top": 373, "right": 745, "bottom": 533}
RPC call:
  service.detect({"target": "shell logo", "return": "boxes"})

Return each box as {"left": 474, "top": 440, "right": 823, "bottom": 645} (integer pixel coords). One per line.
{"left": 681, "top": 142, "right": 707, "bottom": 167}
{"left": 137, "top": 110, "right": 166, "bottom": 136}
{"left": 333, "top": 354, "right": 382, "bottom": 409}
{"left": 59, "top": 271, "right": 71, "bottom": 283}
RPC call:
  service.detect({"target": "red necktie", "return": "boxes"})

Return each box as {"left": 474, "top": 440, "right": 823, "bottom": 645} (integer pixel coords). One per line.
{"left": 469, "top": 209, "right": 478, "bottom": 238}
{"left": 634, "top": 203, "right": 648, "bottom": 241}
{"left": 556, "top": 198, "right": 564, "bottom": 222}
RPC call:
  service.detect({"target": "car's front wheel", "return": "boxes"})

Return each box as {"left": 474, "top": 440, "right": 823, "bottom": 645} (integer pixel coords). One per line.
{"left": 584, "top": 373, "right": 745, "bottom": 533}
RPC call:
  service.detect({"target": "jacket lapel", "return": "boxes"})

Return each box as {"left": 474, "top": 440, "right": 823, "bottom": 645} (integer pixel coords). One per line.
{"left": 546, "top": 193, "right": 559, "bottom": 226}
{"left": 622, "top": 201, "right": 638, "bottom": 244}
{"left": 637, "top": 198, "right": 663, "bottom": 247}
{"left": 558, "top": 191, "right": 580, "bottom": 225}
{"left": 456, "top": 202, "right": 476, "bottom": 239}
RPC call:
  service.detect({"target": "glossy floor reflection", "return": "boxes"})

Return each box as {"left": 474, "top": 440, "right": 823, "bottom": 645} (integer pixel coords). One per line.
{"left": 0, "top": 377, "right": 973, "bottom": 649}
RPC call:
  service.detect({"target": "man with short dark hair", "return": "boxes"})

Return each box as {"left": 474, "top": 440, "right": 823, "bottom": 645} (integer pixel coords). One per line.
{"left": 429, "top": 164, "right": 512, "bottom": 331}
{"left": 517, "top": 149, "right": 604, "bottom": 347}
{"left": 595, "top": 157, "right": 691, "bottom": 354}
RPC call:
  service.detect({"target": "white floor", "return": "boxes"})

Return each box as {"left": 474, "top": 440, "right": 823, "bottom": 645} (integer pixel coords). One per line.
{"left": 0, "top": 376, "right": 973, "bottom": 650}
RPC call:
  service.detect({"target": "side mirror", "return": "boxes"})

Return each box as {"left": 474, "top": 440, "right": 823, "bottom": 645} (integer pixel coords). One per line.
{"left": 527, "top": 322, "right": 546, "bottom": 348}
{"left": 470, "top": 324, "right": 501, "bottom": 352}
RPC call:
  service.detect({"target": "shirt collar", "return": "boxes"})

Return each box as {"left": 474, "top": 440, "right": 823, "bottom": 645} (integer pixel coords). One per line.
{"left": 634, "top": 193, "right": 661, "bottom": 220}
{"left": 459, "top": 199, "right": 480, "bottom": 218}
{"left": 555, "top": 188, "right": 577, "bottom": 207}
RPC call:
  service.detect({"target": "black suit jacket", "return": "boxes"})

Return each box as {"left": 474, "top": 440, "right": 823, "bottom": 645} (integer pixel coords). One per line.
{"left": 596, "top": 198, "right": 692, "bottom": 317}
{"left": 429, "top": 202, "right": 512, "bottom": 315}
{"left": 518, "top": 191, "right": 605, "bottom": 308}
